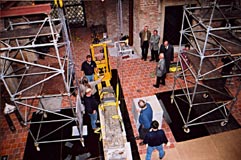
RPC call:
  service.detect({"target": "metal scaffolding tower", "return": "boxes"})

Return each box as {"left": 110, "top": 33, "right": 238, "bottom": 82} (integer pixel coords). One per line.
{"left": 171, "top": 0, "right": 241, "bottom": 133}
{"left": 0, "top": 4, "right": 84, "bottom": 149}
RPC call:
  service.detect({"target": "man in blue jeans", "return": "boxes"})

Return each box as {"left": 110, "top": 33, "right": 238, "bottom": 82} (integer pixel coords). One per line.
{"left": 81, "top": 55, "right": 97, "bottom": 82}
{"left": 83, "top": 88, "right": 99, "bottom": 131}
{"left": 143, "top": 120, "right": 168, "bottom": 160}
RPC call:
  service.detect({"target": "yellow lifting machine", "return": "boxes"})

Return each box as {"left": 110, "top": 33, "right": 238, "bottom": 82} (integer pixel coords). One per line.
{"left": 90, "top": 43, "right": 132, "bottom": 160}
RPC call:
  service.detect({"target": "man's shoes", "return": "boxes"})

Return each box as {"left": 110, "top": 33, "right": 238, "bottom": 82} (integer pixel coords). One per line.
{"left": 160, "top": 151, "right": 166, "bottom": 159}
{"left": 144, "top": 59, "right": 147, "bottom": 61}
{"left": 141, "top": 57, "right": 144, "bottom": 60}
{"left": 153, "top": 85, "right": 159, "bottom": 88}
{"left": 139, "top": 141, "right": 145, "bottom": 146}
{"left": 149, "top": 59, "right": 154, "bottom": 62}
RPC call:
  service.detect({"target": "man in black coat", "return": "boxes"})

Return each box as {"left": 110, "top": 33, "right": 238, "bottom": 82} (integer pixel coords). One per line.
{"left": 160, "top": 40, "right": 174, "bottom": 73}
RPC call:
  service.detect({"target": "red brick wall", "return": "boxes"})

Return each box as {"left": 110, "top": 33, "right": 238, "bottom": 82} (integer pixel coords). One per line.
{"left": 84, "top": 1, "right": 106, "bottom": 27}
{"left": 104, "top": 0, "right": 130, "bottom": 41}
{"left": 84, "top": 0, "right": 129, "bottom": 41}
{"left": 105, "top": 1, "right": 118, "bottom": 40}
{"left": 133, "top": 0, "right": 162, "bottom": 55}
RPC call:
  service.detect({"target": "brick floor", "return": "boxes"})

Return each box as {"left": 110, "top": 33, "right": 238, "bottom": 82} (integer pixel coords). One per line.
{"left": 1, "top": 27, "right": 241, "bottom": 160}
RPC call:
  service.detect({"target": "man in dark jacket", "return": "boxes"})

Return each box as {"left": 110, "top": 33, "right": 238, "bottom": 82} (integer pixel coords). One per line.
{"left": 160, "top": 40, "right": 174, "bottom": 73}
{"left": 136, "top": 99, "right": 153, "bottom": 145}
{"left": 139, "top": 26, "right": 151, "bottom": 61}
{"left": 143, "top": 120, "right": 168, "bottom": 160}
{"left": 83, "top": 88, "right": 99, "bottom": 131}
{"left": 81, "top": 55, "right": 97, "bottom": 82}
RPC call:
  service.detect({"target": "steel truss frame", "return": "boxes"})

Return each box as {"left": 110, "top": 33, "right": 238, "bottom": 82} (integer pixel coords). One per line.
{"left": 171, "top": 0, "right": 241, "bottom": 133}
{"left": 0, "top": 5, "right": 84, "bottom": 149}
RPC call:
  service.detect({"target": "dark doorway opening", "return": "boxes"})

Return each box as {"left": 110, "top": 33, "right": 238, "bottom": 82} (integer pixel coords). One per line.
{"left": 163, "top": 5, "right": 191, "bottom": 45}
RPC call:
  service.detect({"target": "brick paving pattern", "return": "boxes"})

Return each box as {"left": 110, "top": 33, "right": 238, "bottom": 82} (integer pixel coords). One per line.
{"left": 1, "top": 28, "right": 241, "bottom": 159}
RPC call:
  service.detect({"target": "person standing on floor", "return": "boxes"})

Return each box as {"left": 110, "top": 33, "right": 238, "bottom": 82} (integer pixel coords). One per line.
{"left": 150, "top": 30, "right": 160, "bottom": 62}
{"left": 136, "top": 99, "right": 153, "bottom": 145}
{"left": 83, "top": 88, "right": 99, "bottom": 131}
{"left": 160, "top": 40, "right": 174, "bottom": 73}
{"left": 81, "top": 55, "right": 97, "bottom": 82}
{"left": 153, "top": 53, "right": 166, "bottom": 88}
{"left": 143, "top": 120, "right": 169, "bottom": 160}
{"left": 139, "top": 26, "right": 151, "bottom": 61}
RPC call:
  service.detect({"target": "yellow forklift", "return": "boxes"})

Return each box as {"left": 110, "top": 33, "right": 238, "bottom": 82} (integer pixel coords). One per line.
{"left": 90, "top": 43, "right": 112, "bottom": 89}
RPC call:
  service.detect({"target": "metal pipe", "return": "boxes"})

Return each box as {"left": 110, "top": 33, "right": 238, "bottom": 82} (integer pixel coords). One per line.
{"left": 3, "top": 70, "right": 59, "bottom": 78}
{"left": 185, "top": 4, "right": 234, "bottom": 10}
{"left": 37, "top": 119, "right": 74, "bottom": 141}
{"left": 13, "top": 72, "right": 61, "bottom": 97}
{"left": 48, "top": 11, "right": 69, "bottom": 96}
{"left": 10, "top": 18, "right": 61, "bottom": 26}
{"left": 173, "top": 98, "right": 187, "bottom": 124}
{"left": 209, "top": 33, "right": 241, "bottom": 47}
{"left": 186, "top": 119, "right": 227, "bottom": 127}
{"left": 0, "top": 42, "right": 67, "bottom": 51}
{"left": 14, "top": 93, "right": 69, "bottom": 101}
{"left": 28, "top": 118, "right": 74, "bottom": 124}
{"left": 184, "top": 10, "right": 202, "bottom": 53}
{"left": 0, "top": 56, "right": 61, "bottom": 71}
{"left": 188, "top": 102, "right": 227, "bottom": 124}
{"left": 15, "top": 101, "right": 76, "bottom": 119}
{"left": 37, "top": 138, "right": 81, "bottom": 144}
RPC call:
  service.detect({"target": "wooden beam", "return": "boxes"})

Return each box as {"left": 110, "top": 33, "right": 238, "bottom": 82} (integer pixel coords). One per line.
{"left": 0, "top": 4, "right": 52, "bottom": 18}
